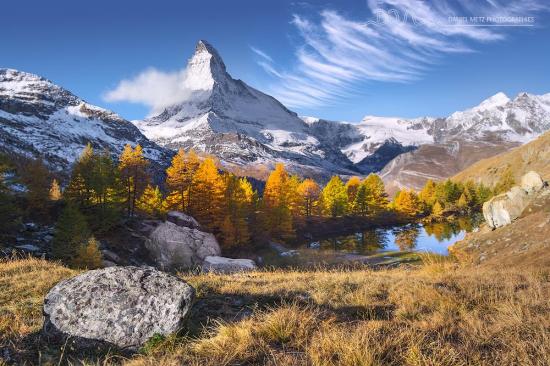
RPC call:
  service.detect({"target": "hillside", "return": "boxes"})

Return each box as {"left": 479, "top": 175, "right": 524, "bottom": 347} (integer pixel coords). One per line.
{"left": 450, "top": 184, "right": 550, "bottom": 268}
{"left": 1, "top": 257, "right": 549, "bottom": 365}
{"left": 453, "top": 130, "right": 550, "bottom": 186}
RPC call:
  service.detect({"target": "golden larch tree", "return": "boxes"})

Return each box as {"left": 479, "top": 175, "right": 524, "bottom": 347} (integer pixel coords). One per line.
{"left": 298, "top": 178, "right": 320, "bottom": 217}
{"left": 118, "top": 144, "right": 149, "bottom": 217}
{"left": 191, "top": 157, "right": 224, "bottom": 230}
{"left": 165, "top": 148, "right": 200, "bottom": 212}
{"left": 262, "top": 163, "right": 295, "bottom": 240}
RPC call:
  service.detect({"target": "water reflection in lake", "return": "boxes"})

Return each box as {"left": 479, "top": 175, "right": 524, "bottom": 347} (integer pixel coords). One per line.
{"left": 303, "top": 216, "right": 481, "bottom": 256}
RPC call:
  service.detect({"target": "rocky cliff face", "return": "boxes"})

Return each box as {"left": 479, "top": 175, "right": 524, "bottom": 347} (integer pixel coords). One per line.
{"left": 0, "top": 68, "right": 171, "bottom": 172}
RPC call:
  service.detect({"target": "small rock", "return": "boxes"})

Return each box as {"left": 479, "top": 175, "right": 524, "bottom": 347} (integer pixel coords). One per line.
{"left": 43, "top": 266, "right": 195, "bottom": 349}
{"left": 281, "top": 250, "right": 299, "bottom": 257}
{"left": 24, "top": 222, "right": 38, "bottom": 232}
{"left": 309, "top": 241, "right": 321, "bottom": 249}
{"left": 202, "top": 256, "right": 257, "bottom": 274}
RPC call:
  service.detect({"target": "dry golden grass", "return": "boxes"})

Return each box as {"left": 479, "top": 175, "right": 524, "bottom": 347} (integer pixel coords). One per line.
{"left": 1, "top": 257, "right": 549, "bottom": 365}
{"left": 0, "top": 257, "right": 75, "bottom": 341}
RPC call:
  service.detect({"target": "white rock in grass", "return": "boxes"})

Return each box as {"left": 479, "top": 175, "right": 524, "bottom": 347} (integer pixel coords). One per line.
{"left": 202, "top": 256, "right": 257, "bottom": 274}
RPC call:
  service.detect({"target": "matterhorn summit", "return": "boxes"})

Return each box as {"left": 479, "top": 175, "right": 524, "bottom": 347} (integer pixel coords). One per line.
{"left": 184, "top": 40, "right": 229, "bottom": 92}
{"left": 134, "top": 40, "right": 358, "bottom": 179}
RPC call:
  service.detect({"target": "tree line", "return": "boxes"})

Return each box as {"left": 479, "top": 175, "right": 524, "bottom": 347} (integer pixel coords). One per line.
{"left": 0, "top": 144, "right": 499, "bottom": 268}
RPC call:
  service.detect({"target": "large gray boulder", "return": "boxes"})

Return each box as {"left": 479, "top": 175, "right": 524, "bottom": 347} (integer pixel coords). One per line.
{"left": 483, "top": 171, "right": 546, "bottom": 229}
{"left": 202, "top": 256, "right": 257, "bottom": 274}
{"left": 43, "top": 266, "right": 194, "bottom": 349}
{"left": 521, "top": 171, "right": 545, "bottom": 194}
{"left": 145, "top": 221, "right": 221, "bottom": 271}
{"left": 483, "top": 187, "right": 529, "bottom": 228}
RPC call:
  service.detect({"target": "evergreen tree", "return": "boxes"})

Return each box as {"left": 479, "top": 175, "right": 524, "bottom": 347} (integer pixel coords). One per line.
{"left": 21, "top": 158, "right": 51, "bottom": 216}
{"left": 436, "top": 179, "right": 462, "bottom": 205}
{"left": 0, "top": 167, "right": 19, "bottom": 238}
{"left": 165, "top": 148, "right": 200, "bottom": 212}
{"left": 298, "top": 178, "right": 321, "bottom": 217}
{"left": 352, "top": 183, "right": 369, "bottom": 216}
{"left": 321, "top": 176, "right": 348, "bottom": 217}
{"left": 71, "top": 143, "right": 96, "bottom": 208}
{"left": 286, "top": 175, "right": 302, "bottom": 217}
{"left": 475, "top": 183, "right": 493, "bottom": 205}
{"left": 90, "top": 150, "right": 124, "bottom": 231}
{"left": 419, "top": 179, "right": 437, "bottom": 210}
{"left": 219, "top": 215, "right": 236, "bottom": 248}
{"left": 72, "top": 236, "right": 103, "bottom": 269}
{"left": 52, "top": 204, "right": 91, "bottom": 262}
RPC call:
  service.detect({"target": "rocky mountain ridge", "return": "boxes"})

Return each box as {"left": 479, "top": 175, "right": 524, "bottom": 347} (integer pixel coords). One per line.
{"left": 0, "top": 68, "right": 171, "bottom": 172}
{"left": 134, "top": 41, "right": 550, "bottom": 184}
{"left": 2, "top": 40, "right": 549, "bottom": 188}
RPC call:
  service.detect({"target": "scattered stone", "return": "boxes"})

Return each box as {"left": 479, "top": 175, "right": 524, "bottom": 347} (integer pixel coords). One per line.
{"left": 309, "top": 241, "right": 321, "bottom": 249}
{"left": 167, "top": 211, "right": 202, "bottom": 230}
{"left": 145, "top": 221, "right": 220, "bottom": 271}
{"left": 24, "top": 222, "right": 38, "bottom": 231}
{"left": 521, "top": 171, "right": 545, "bottom": 194}
{"left": 281, "top": 250, "right": 299, "bottom": 257}
{"left": 42, "top": 266, "right": 195, "bottom": 349}
{"left": 202, "top": 256, "right": 257, "bottom": 274}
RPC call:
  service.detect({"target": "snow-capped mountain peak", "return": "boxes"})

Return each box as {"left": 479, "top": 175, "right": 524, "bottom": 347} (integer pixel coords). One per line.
{"left": 184, "top": 40, "right": 228, "bottom": 91}
{"left": 133, "top": 41, "right": 357, "bottom": 179}
{"left": 473, "top": 92, "right": 510, "bottom": 112}
{"left": 0, "top": 68, "right": 170, "bottom": 171}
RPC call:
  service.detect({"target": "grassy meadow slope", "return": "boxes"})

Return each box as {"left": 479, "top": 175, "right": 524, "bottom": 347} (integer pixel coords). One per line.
{"left": 1, "top": 257, "right": 549, "bottom": 365}
{"left": 453, "top": 130, "right": 550, "bottom": 186}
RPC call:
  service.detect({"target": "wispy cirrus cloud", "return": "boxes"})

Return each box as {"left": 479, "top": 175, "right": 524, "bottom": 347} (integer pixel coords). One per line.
{"left": 252, "top": 0, "right": 549, "bottom": 109}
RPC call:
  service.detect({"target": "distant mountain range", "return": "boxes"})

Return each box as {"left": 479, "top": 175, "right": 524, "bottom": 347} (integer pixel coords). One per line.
{"left": 1, "top": 40, "right": 550, "bottom": 190}
{"left": 0, "top": 68, "right": 171, "bottom": 173}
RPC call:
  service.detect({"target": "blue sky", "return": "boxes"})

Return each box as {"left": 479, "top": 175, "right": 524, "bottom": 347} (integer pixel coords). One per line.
{"left": 2, "top": 0, "right": 550, "bottom": 121}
